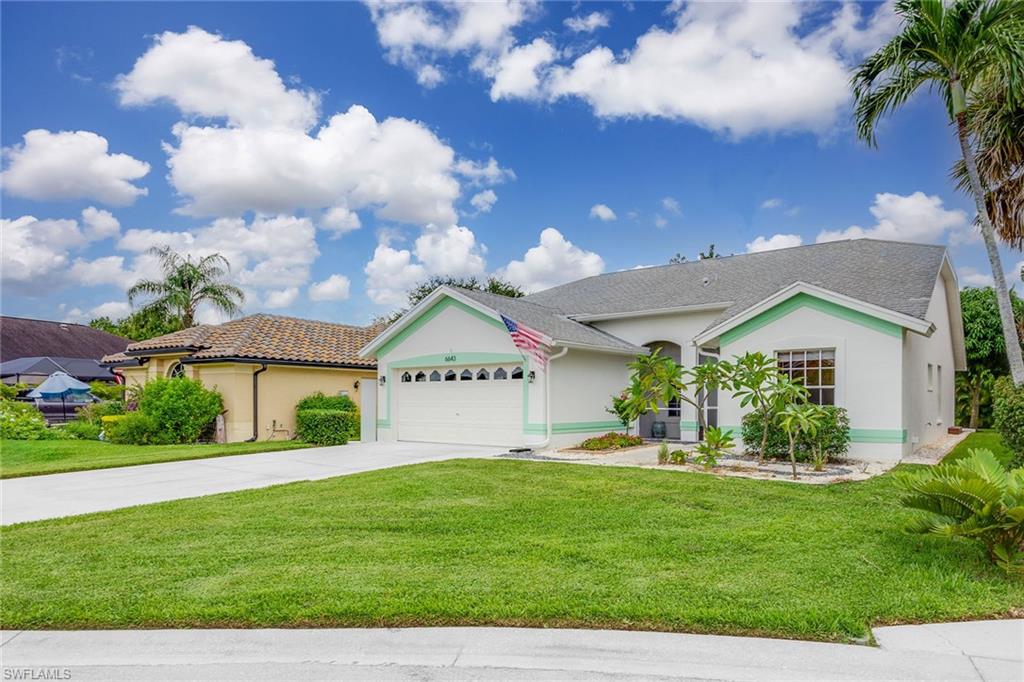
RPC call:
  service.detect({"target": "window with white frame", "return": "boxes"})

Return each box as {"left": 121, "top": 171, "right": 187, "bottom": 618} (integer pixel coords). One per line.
{"left": 776, "top": 349, "right": 835, "bottom": 405}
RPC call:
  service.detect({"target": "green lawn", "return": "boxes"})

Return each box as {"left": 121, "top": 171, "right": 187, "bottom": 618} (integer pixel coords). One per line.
{"left": 0, "top": 439, "right": 316, "bottom": 478}
{"left": 943, "top": 429, "right": 1012, "bottom": 463}
{"left": 2, "top": 457, "right": 1020, "bottom": 641}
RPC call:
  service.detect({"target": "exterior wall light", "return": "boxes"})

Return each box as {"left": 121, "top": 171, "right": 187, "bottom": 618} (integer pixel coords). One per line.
{"left": 379, "top": 375, "right": 386, "bottom": 386}
{"left": 527, "top": 371, "right": 536, "bottom": 383}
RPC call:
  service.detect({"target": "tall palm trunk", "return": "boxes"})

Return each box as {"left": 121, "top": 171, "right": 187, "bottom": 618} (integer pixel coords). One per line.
{"left": 953, "top": 80, "right": 1024, "bottom": 385}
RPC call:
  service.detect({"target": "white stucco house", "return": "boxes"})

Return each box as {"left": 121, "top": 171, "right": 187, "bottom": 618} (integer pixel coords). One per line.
{"left": 360, "top": 239, "right": 965, "bottom": 462}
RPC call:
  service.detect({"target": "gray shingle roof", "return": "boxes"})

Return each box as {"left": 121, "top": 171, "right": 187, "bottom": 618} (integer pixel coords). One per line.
{"left": 523, "top": 239, "right": 947, "bottom": 331}
{"left": 454, "top": 288, "right": 646, "bottom": 354}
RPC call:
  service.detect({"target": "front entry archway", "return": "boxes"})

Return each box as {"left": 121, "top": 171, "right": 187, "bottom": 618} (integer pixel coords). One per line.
{"left": 638, "top": 341, "right": 682, "bottom": 441}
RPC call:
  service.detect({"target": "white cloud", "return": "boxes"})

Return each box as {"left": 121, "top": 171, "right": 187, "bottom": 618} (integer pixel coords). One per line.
{"left": 364, "top": 242, "right": 428, "bottom": 305}
{"left": 760, "top": 198, "right": 783, "bottom": 209}
{"left": 88, "top": 300, "right": 132, "bottom": 319}
{"left": 1, "top": 129, "right": 149, "bottom": 206}
{"left": 565, "top": 11, "right": 610, "bottom": 34}
{"left": 413, "top": 225, "right": 487, "bottom": 277}
{"left": 957, "top": 267, "right": 994, "bottom": 288}
{"left": 119, "top": 215, "right": 320, "bottom": 290}
{"left": 816, "top": 192, "right": 969, "bottom": 245}
{"left": 81, "top": 207, "right": 120, "bottom": 240}
{"left": 654, "top": 214, "right": 667, "bottom": 229}
{"left": 497, "top": 227, "right": 604, "bottom": 293}
{"left": 746, "top": 233, "right": 803, "bottom": 253}
{"left": 116, "top": 27, "right": 511, "bottom": 230}
{"left": 416, "top": 64, "right": 444, "bottom": 88}
{"left": 470, "top": 189, "right": 498, "bottom": 213}
{"left": 366, "top": 1, "right": 535, "bottom": 79}
{"left": 321, "top": 204, "right": 362, "bottom": 237}
{"left": 661, "top": 197, "right": 681, "bottom": 215}
{"left": 589, "top": 203, "right": 616, "bottom": 221}
{"left": 373, "top": 2, "right": 896, "bottom": 138}
{"left": 488, "top": 38, "right": 557, "bottom": 101}
{"left": 263, "top": 287, "right": 299, "bottom": 309}
{"left": 309, "top": 274, "right": 352, "bottom": 302}
{"left": 1, "top": 208, "right": 124, "bottom": 289}
{"left": 115, "top": 26, "right": 319, "bottom": 129}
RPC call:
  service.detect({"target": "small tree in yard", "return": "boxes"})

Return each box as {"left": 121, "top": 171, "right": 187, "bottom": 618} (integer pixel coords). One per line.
{"left": 776, "top": 403, "right": 824, "bottom": 480}
{"left": 623, "top": 349, "right": 732, "bottom": 436}
{"left": 730, "top": 352, "right": 808, "bottom": 464}
{"left": 607, "top": 392, "right": 640, "bottom": 435}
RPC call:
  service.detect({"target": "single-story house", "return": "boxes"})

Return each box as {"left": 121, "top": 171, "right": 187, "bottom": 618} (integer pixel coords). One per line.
{"left": 102, "top": 314, "right": 379, "bottom": 443}
{"left": 1, "top": 316, "right": 130, "bottom": 384}
{"left": 360, "top": 239, "right": 965, "bottom": 462}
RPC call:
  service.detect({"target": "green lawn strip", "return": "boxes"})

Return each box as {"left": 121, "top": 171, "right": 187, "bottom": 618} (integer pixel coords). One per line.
{"left": 0, "top": 439, "right": 317, "bottom": 478}
{"left": 943, "top": 430, "right": 1011, "bottom": 463}
{"left": 2, "top": 459, "right": 1020, "bottom": 641}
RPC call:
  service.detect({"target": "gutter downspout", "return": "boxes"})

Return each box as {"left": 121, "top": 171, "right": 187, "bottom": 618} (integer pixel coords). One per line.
{"left": 245, "top": 363, "right": 268, "bottom": 442}
{"left": 532, "top": 346, "right": 569, "bottom": 451}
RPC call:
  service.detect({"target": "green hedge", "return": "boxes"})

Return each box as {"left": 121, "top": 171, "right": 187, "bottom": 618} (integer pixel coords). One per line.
{"left": 296, "top": 392, "right": 357, "bottom": 412}
{"left": 105, "top": 412, "right": 173, "bottom": 445}
{"left": 0, "top": 400, "right": 56, "bottom": 440}
{"left": 295, "top": 409, "right": 358, "bottom": 446}
{"left": 137, "top": 377, "right": 223, "bottom": 444}
{"left": 993, "top": 376, "right": 1024, "bottom": 467}
{"left": 741, "top": 406, "right": 851, "bottom": 462}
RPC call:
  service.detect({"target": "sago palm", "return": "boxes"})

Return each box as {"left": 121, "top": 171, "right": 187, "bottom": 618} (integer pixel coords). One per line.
{"left": 852, "top": 0, "right": 1024, "bottom": 384}
{"left": 897, "top": 448, "right": 1024, "bottom": 574}
{"left": 128, "top": 246, "right": 245, "bottom": 328}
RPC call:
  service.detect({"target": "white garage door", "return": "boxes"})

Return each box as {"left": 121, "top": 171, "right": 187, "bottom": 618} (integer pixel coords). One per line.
{"left": 397, "top": 364, "right": 523, "bottom": 446}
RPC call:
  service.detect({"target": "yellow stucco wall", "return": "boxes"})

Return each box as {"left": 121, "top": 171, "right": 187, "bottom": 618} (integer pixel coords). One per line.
{"left": 116, "top": 357, "right": 376, "bottom": 443}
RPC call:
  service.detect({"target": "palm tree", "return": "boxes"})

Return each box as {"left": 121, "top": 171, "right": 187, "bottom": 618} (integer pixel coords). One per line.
{"left": 852, "top": 0, "right": 1024, "bottom": 385}
{"left": 128, "top": 246, "right": 245, "bottom": 328}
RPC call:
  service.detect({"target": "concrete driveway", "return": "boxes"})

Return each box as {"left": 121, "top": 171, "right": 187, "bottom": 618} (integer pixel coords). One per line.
{"left": 1, "top": 441, "right": 502, "bottom": 525}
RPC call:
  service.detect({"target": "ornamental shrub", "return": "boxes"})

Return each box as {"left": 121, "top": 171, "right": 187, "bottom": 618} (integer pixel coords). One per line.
{"left": 136, "top": 377, "right": 223, "bottom": 444}
{"left": 741, "top": 406, "right": 850, "bottom": 462}
{"left": 577, "top": 432, "right": 644, "bottom": 451}
{"left": 993, "top": 376, "right": 1024, "bottom": 467}
{"left": 74, "top": 400, "right": 126, "bottom": 426}
{"left": 60, "top": 420, "right": 102, "bottom": 440}
{"left": 0, "top": 400, "right": 55, "bottom": 440}
{"left": 296, "top": 392, "right": 357, "bottom": 412}
{"left": 105, "top": 412, "right": 171, "bottom": 445}
{"left": 295, "top": 409, "right": 357, "bottom": 446}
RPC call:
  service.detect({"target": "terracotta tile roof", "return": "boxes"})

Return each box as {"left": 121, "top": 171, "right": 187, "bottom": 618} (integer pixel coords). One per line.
{"left": 102, "top": 314, "right": 378, "bottom": 368}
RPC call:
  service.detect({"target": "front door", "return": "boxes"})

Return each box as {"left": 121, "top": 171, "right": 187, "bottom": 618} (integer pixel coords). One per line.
{"left": 698, "top": 352, "right": 719, "bottom": 441}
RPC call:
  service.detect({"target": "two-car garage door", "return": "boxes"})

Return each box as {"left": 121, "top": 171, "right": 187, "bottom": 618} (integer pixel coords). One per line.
{"left": 397, "top": 364, "right": 523, "bottom": 446}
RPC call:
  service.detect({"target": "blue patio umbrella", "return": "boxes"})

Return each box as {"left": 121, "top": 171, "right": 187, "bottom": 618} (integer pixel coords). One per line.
{"left": 27, "top": 371, "right": 93, "bottom": 421}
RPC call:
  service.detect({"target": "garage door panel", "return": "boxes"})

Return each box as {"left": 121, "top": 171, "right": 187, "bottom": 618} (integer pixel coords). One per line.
{"left": 397, "top": 366, "right": 522, "bottom": 446}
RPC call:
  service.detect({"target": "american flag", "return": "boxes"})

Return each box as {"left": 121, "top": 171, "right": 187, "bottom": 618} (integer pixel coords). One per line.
{"left": 501, "top": 314, "right": 551, "bottom": 369}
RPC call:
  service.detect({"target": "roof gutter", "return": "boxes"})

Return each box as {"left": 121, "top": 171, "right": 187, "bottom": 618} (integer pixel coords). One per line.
{"left": 179, "top": 356, "right": 376, "bottom": 371}
{"left": 551, "top": 339, "right": 648, "bottom": 356}
{"left": 569, "top": 302, "right": 732, "bottom": 322}
{"left": 124, "top": 346, "right": 201, "bottom": 357}
{"left": 245, "top": 363, "right": 268, "bottom": 442}
{"left": 528, "top": 346, "right": 569, "bottom": 451}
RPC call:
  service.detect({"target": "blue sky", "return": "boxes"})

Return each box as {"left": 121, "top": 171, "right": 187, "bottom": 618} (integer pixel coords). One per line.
{"left": 1, "top": 1, "right": 1016, "bottom": 326}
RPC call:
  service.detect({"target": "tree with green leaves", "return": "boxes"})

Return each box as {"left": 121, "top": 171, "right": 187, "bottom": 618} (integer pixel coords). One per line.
{"left": 377, "top": 275, "right": 524, "bottom": 326}
{"left": 127, "top": 246, "right": 244, "bottom": 328}
{"left": 90, "top": 306, "right": 184, "bottom": 342}
{"left": 623, "top": 349, "right": 733, "bottom": 436}
{"left": 959, "top": 287, "right": 1024, "bottom": 426}
{"left": 730, "top": 352, "right": 809, "bottom": 464}
{"left": 852, "top": 0, "right": 1024, "bottom": 384}
{"left": 776, "top": 402, "right": 824, "bottom": 480}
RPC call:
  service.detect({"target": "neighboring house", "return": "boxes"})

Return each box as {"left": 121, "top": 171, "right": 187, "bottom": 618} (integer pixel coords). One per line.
{"left": 361, "top": 239, "right": 965, "bottom": 462}
{"left": 0, "top": 316, "right": 129, "bottom": 384}
{"left": 102, "top": 314, "right": 379, "bottom": 443}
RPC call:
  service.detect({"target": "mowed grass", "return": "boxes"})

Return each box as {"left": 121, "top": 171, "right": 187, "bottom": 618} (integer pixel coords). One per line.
{"left": 0, "top": 439, "right": 316, "bottom": 478}
{"left": 943, "top": 429, "right": 1013, "bottom": 463}
{"left": 2, "top": 458, "right": 1021, "bottom": 641}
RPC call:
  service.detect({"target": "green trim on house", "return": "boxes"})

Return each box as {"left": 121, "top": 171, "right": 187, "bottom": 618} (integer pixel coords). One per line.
{"left": 525, "top": 421, "right": 622, "bottom": 436}
{"left": 680, "top": 420, "right": 699, "bottom": 430}
{"left": 719, "top": 292, "right": 902, "bottom": 346}
{"left": 377, "top": 296, "right": 506, "bottom": 357}
{"left": 376, "top": 418, "right": 390, "bottom": 429}
{"left": 849, "top": 428, "right": 907, "bottom": 444}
